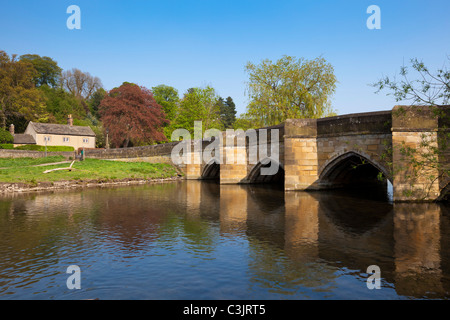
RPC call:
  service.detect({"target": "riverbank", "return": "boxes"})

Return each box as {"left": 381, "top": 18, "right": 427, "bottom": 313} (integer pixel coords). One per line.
{"left": 0, "top": 156, "right": 183, "bottom": 194}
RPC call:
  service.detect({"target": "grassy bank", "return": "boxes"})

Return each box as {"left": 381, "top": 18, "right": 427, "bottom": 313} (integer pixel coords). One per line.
{"left": 0, "top": 156, "right": 181, "bottom": 186}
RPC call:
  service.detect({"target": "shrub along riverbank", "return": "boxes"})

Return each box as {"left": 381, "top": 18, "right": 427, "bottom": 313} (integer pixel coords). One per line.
{"left": 0, "top": 156, "right": 182, "bottom": 192}
{"left": 0, "top": 144, "right": 75, "bottom": 151}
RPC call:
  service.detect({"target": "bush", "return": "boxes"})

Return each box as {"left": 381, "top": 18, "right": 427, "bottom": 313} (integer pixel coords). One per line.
{"left": 0, "top": 129, "right": 13, "bottom": 144}
{"left": 0, "top": 144, "right": 14, "bottom": 149}
{"left": 14, "top": 145, "right": 75, "bottom": 152}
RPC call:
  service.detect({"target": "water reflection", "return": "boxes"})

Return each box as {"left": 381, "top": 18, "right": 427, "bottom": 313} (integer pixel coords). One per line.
{"left": 0, "top": 181, "right": 449, "bottom": 299}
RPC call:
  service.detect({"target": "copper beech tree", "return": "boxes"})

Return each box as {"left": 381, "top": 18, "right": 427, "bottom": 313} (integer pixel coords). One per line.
{"left": 99, "top": 83, "right": 168, "bottom": 148}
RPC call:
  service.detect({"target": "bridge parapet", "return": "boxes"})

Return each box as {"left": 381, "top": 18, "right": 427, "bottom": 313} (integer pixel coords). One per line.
{"left": 179, "top": 105, "right": 450, "bottom": 201}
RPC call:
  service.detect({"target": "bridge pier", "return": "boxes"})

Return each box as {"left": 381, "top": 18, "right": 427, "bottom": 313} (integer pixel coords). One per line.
{"left": 284, "top": 119, "right": 320, "bottom": 191}
{"left": 220, "top": 131, "right": 248, "bottom": 184}
{"left": 185, "top": 141, "right": 203, "bottom": 180}
{"left": 391, "top": 106, "right": 444, "bottom": 201}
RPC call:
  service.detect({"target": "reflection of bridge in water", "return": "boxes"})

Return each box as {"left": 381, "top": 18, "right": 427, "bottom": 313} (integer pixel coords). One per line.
{"left": 184, "top": 181, "right": 450, "bottom": 298}
{"left": 2, "top": 181, "right": 450, "bottom": 298}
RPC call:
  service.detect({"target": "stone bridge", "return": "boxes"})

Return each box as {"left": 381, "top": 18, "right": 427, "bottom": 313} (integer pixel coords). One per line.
{"left": 183, "top": 105, "right": 450, "bottom": 202}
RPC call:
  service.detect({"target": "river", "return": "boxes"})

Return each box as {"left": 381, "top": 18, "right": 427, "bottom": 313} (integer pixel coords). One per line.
{"left": 0, "top": 180, "right": 449, "bottom": 300}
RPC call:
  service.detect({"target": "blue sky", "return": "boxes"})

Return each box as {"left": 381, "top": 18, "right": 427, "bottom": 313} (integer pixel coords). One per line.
{"left": 1, "top": 0, "right": 449, "bottom": 116}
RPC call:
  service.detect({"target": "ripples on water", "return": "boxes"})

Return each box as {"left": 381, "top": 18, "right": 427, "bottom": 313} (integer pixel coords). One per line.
{"left": 0, "top": 180, "right": 449, "bottom": 300}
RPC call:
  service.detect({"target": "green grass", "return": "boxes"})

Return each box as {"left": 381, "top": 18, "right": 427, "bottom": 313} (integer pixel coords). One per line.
{"left": 0, "top": 156, "right": 67, "bottom": 168}
{"left": 0, "top": 158, "right": 179, "bottom": 185}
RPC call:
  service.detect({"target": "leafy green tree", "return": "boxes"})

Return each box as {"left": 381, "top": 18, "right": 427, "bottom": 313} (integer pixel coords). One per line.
{"left": 175, "top": 86, "right": 223, "bottom": 135}
{"left": 152, "top": 85, "right": 180, "bottom": 140}
{"left": 244, "top": 55, "right": 337, "bottom": 127}
{"left": 233, "top": 113, "right": 255, "bottom": 130}
{"left": 88, "top": 88, "right": 107, "bottom": 118}
{"left": 373, "top": 57, "right": 450, "bottom": 106}
{"left": 0, "top": 128, "right": 13, "bottom": 143}
{"left": 19, "top": 54, "right": 62, "bottom": 88}
{"left": 152, "top": 85, "right": 179, "bottom": 121}
{"left": 40, "top": 85, "right": 86, "bottom": 123}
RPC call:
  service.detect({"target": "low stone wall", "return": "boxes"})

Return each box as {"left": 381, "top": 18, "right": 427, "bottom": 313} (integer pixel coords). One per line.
{"left": 84, "top": 142, "right": 179, "bottom": 160}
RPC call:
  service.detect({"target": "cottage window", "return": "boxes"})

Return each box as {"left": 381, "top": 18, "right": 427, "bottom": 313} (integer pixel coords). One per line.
{"left": 44, "top": 136, "right": 51, "bottom": 142}
{"left": 63, "top": 137, "right": 70, "bottom": 142}
{"left": 83, "top": 138, "right": 89, "bottom": 143}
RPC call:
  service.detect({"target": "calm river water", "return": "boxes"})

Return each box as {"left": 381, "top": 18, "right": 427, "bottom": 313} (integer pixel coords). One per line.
{"left": 0, "top": 180, "right": 449, "bottom": 300}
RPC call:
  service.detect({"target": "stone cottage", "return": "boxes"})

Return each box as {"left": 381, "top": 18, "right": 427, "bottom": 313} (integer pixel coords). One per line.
{"left": 11, "top": 115, "right": 96, "bottom": 150}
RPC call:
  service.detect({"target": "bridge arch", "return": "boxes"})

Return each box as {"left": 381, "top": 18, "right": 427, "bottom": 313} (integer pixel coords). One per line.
{"left": 318, "top": 151, "right": 392, "bottom": 189}
{"left": 438, "top": 183, "right": 450, "bottom": 201}
{"left": 247, "top": 158, "right": 285, "bottom": 184}
{"left": 201, "top": 160, "right": 220, "bottom": 180}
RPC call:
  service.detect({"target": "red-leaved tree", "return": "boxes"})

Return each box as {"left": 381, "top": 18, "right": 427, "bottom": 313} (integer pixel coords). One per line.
{"left": 99, "top": 83, "right": 168, "bottom": 147}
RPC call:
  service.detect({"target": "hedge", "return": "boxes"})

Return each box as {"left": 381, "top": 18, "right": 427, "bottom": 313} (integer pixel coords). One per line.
{"left": 14, "top": 145, "right": 75, "bottom": 152}
{"left": 0, "top": 144, "right": 75, "bottom": 152}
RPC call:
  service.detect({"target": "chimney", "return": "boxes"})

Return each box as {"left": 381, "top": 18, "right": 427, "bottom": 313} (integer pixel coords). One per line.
{"left": 67, "top": 114, "right": 73, "bottom": 126}
{"left": 9, "top": 124, "right": 14, "bottom": 136}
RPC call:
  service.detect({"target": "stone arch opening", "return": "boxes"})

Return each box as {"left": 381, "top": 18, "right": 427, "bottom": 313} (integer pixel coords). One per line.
{"left": 247, "top": 159, "right": 285, "bottom": 185}
{"left": 201, "top": 160, "right": 220, "bottom": 180}
{"left": 319, "top": 152, "right": 391, "bottom": 197}
{"left": 438, "top": 183, "right": 450, "bottom": 201}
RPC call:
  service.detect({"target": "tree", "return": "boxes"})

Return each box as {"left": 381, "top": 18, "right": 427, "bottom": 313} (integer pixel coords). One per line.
{"left": 175, "top": 86, "right": 223, "bottom": 135}
{"left": 152, "top": 85, "right": 179, "bottom": 121}
{"left": 19, "top": 54, "right": 62, "bottom": 88}
{"left": 61, "top": 68, "right": 103, "bottom": 101}
{"left": 372, "top": 57, "right": 450, "bottom": 200}
{"left": 0, "top": 128, "right": 13, "bottom": 144}
{"left": 0, "top": 51, "right": 46, "bottom": 129}
{"left": 99, "top": 82, "right": 168, "bottom": 148}
{"left": 233, "top": 113, "right": 255, "bottom": 130}
{"left": 219, "top": 96, "right": 237, "bottom": 129}
{"left": 373, "top": 57, "right": 450, "bottom": 107}
{"left": 244, "top": 55, "right": 337, "bottom": 127}
{"left": 40, "top": 85, "right": 86, "bottom": 123}
{"left": 87, "top": 88, "right": 107, "bottom": 118}
{"left": 152, "top": 84, "right": 180, "bottom": 141}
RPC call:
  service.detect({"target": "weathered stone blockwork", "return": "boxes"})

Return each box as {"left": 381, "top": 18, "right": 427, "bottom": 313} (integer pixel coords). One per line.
{"left": 285, "top": 111, "right": 393, "bottom": 191}
{"left": 391, "top": 106, "right": 449, "bottom": 201}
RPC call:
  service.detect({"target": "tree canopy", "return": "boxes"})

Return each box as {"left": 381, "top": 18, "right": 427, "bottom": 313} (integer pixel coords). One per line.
{"left": 99, "top": 82, "right": 168, "bottom": 148}
{"left": 0, "top": 51, "right": 46, "bottom": 129}
{"left": 372, "top": 57, "right": 450, "bottom": 107}
{"left": 19, "top": 54, "right": 62, "bottom": 88}
{"left": 174, "top": 86, "right": 223, "bottom": 135}
{"left": 244, "top": 55, "right": 337, "bottom": 127}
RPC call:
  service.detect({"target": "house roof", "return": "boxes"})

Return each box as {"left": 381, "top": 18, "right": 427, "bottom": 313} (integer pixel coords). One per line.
{"left": 13, "top": 134, "right": 36, "bottom": 145}
{"left": 29, "top": 122, "right": 96, "bottom": 137}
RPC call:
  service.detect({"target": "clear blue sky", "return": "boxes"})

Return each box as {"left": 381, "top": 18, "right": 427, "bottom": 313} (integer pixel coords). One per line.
{"left": 1, "top": 0, "right": 449, "bottom": 116}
